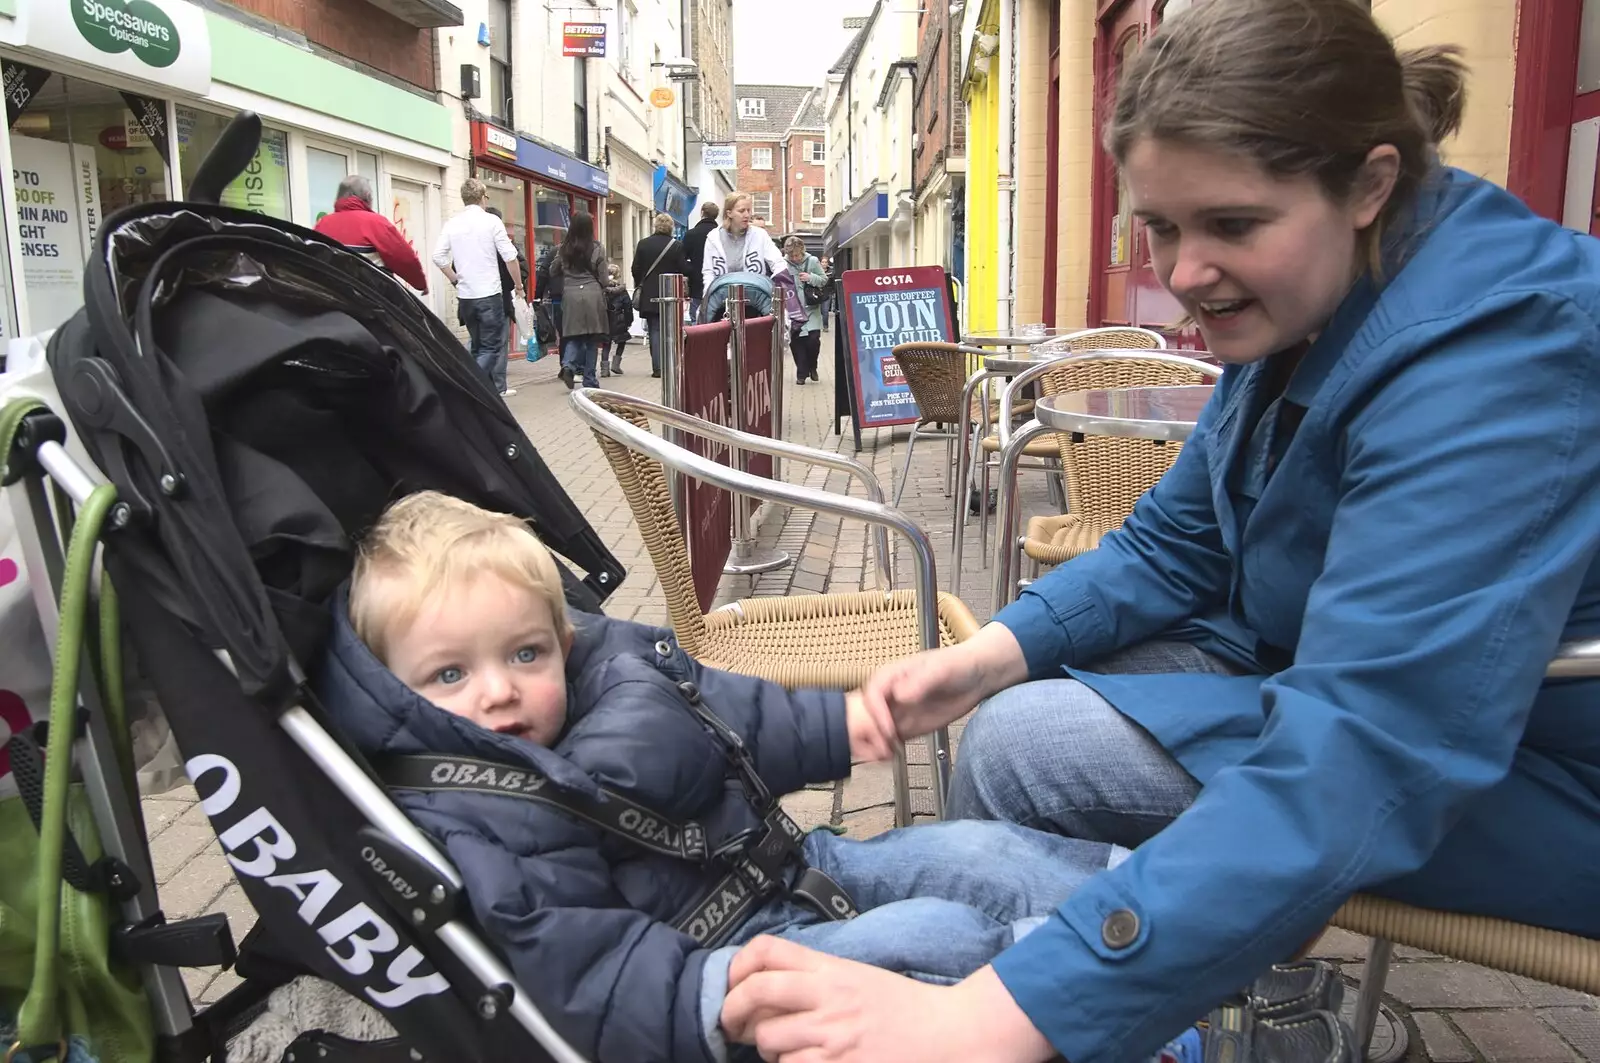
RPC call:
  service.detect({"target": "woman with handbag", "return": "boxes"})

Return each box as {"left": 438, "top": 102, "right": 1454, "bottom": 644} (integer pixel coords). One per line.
{"left": 550, "top": 212, "right": 610, "bottom": 390}
{"left": 631, "top": 214, "right": 687, "bottom": 379}
{"left": 782, "top": 236, "right": 827, "bottom": 384}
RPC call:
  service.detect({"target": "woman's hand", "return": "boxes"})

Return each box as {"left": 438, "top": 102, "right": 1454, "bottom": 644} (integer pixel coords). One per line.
{"left": 721, "top": 936, "right": 1057, "bottom": 1063}
{"left": 859, "top": 623, "right": 1031, "bottom": 741}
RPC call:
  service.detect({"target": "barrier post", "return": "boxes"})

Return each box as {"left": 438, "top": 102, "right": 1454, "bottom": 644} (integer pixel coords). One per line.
{"left": 657, "top": 272, "right": 688, "bottom": 522}
{"left": 723, "top": 284, "right": 791, "bottom": 576}
{"left": 770, "top": 306, "right": 784, "bottom": 485}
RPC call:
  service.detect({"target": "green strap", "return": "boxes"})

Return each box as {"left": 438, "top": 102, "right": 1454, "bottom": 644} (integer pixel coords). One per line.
{"left": 0, "top": 398, "right": 46, "bottom": 484}
{"left": 3, "top": 399, "right": 120, "bottom": 1053}
{"left": 98, "top": 575, "right": 138, "bottom": 813}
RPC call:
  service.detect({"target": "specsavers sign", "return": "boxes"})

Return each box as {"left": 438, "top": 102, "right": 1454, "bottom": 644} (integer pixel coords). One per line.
{"left": 19, "top": 0, "right": 212, "bottom": 96}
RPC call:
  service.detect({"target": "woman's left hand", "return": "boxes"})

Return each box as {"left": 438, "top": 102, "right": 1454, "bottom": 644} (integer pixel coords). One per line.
{"left": 721, "top": 936, "right": 1058, "bottom": 1063}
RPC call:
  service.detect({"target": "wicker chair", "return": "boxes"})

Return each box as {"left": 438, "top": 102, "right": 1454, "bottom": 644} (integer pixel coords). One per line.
{"left": 890, "top": 343, "right": 1045, "bottom": 507}
{"left": 1020, "top": 354, "right": 1220, "bottom": 569}
{"left": 585, "top": 394, "right": 981, "bottom": 691}
{"left": 1334, "top": 635, "right": 1600, "bottom": 1054}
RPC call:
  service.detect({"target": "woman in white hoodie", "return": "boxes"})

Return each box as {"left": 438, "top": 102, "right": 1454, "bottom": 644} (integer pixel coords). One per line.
{"left": 700, "top": 191, "right": 788, "bottom": 294}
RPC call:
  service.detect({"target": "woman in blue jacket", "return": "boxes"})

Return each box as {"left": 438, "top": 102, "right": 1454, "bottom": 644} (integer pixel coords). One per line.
{"left": 718, "top": 0, "right": 1600, "bottom": 1060}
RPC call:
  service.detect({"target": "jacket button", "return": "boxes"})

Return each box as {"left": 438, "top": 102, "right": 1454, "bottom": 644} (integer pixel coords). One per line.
{"left": 655, "top": 640, "right": 672, "bottom": 657}
{"left": 1101, "top": 909, "right": 1140, "bottom": 949}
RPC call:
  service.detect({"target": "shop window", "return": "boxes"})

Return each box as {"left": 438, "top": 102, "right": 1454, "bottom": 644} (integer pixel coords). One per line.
{"left": 481, "top": 167, "right": 529, "bottom": 267}
{"left": 489, "top": 0, "right": 513, "bottom": 124}
{"left": 307, "top": 146, "right": 349, "bottom": 223}
{"left": 178, "top": 107, "right": 290, "bottom": 221}
{"left": 7, "top": 65, "right": 172, "bottom": 334}
{"left": 533, "top": 187, "right": 572, "bottom": 276}
{"left": 358, "top": 152, "right": 380, "bottom": 190}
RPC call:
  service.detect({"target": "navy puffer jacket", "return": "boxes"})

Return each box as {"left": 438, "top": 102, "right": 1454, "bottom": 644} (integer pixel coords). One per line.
{"left": 313, "top": 595, "right": 849, "bottom": 1063}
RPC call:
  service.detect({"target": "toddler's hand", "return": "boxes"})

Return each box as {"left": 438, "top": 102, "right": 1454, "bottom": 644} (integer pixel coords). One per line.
{"left": 845, "top": 689, "right": 898, "bottom": 763}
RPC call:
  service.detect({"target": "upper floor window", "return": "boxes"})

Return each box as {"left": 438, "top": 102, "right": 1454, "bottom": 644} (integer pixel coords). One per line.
{"left": 805, "top": 139, "right": 825, "bottom": 164}
{"left": 487, "top": 0, "right": 512, "bottom": 123}
{"left": 750, "top": 147, "right": 773, "bottom": 170}
{"left": 751, "top": 191, "right": 773, "bottom": 221}
{"left": 739, "top": 97, "right": 766, "bottom": 119}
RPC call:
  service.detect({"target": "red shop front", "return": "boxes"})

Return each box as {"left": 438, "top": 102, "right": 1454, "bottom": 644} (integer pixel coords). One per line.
{"left": 469, "top": 120, "right": 611, "bottom": 282}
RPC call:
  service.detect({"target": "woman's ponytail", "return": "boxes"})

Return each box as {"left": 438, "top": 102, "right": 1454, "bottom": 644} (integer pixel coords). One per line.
{"left": 1399, "top": 44, "right": 1468, "bottom": 146}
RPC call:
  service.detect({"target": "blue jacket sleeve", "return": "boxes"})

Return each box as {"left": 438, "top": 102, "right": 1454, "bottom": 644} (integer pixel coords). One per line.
{"left": 990, "top": 293, "right": 1600, "bottom": 1063}
{"left": 683, "top": 654, "right": 851, "bottom": 795}
{"left": 424, "top": 822, "right": 716, "bottom": 1063}
{"left": 992, "top": 383, "right": 1235, "bottom": 679}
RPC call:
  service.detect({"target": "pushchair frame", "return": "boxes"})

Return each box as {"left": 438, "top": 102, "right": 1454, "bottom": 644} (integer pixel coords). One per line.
{"left": 4, "top": 373, "right": 951, "bottom": 1063}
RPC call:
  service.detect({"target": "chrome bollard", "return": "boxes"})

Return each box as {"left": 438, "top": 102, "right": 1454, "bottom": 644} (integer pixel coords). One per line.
{"left": 724, "top": 284, "right": 791, "bottom": 576}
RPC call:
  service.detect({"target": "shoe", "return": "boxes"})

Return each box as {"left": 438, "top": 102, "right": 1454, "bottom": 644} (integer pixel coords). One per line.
{"left": 612, "top": 362, "right": 624, "bottom": 374}
{"left": 499, "top": 388, "right": 518, "bottom": 397}
{"left": 651, "top": 370, "right": 661, "bottom": 378}
{"left": 1190, "top": 961, "right": 1354, "bottom": 1063}
{"left": 797, "top": 376, "right": 807, "bottom": 385}
{"left": 558, "top": 366, "right": 574, "bottom": 389}
{"left": 600, "top": 367, "right": 611, "bottom": 378}
{"left": 810, "top": 370, "right": 819, "bottom": 381}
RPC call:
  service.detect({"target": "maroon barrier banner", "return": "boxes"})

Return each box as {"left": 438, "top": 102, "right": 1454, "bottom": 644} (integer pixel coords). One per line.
{"left": 681, "top": 321, "right": 733, "bottom": 611}
{"left": 740, "top": 315, "right": 775, "bottom": 480}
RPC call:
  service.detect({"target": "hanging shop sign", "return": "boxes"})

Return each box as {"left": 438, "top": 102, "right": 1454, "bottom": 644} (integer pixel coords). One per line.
{"left": 19, "top": 0, "right": 213, "bottom": 96}
{"left": 561, "top": 22, "right": 607, "bottom": 58}
{"left": 649, "top": 86, "right": 676, "bottom": 109}
{"left": 701, "top": 143, "right": 736, "bottom": 170}
{"left": 839, "top": 266, "right": 956, "bottom": 431}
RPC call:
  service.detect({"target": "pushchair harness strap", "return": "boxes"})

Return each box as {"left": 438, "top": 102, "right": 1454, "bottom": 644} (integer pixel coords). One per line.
{"left": 371, "top": 682, "right": 858, "bottom": 949}
{"left": 373, "top": 753, "right": 709, "bottom": 863}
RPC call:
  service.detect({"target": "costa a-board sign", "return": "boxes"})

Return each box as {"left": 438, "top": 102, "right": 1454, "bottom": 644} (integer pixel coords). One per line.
{"left": 562, "top": 22, "right": 606, "bottom": 57}
{"left": 838, "top": 266, "right": 954, "bottom": 430}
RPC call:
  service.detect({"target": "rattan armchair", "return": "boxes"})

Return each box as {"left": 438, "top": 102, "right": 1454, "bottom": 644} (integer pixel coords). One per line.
{"left": 573, "top": 388, "right": 980, "bottom": 822}
{"left": 1337, "top": 638, "right": 1600, "bottom": 1053}
{"left": 890, "top": 342, "right": 1044, "bottom": 507}
{"left": 1020, "top": 354, "right": 1221, "bottom": 568}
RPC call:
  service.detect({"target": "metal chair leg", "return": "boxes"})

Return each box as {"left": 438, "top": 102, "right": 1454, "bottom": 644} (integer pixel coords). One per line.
{"left": 1352, "top": 937, "right": 1394, "bottom": 1059}
{"left": 943, "top": 434, "right": 954, "bottom": 497}
{"left": 893, "top": 427, "right": 922, "bottom": 507}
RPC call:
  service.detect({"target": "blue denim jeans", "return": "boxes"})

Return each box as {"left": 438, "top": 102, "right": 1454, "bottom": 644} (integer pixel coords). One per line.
{"left": 946, "top": 641, "right": 1238, "bottom": 845}
{"left": 461, "top": 294, "right": 509, "bottom": 393}
{"left": 562, "top": 336, "right": 600, "bottom": 388}
{"left": 645, "top": 316, "right": 664, "bottom": 375}
{"left": 698, "top": 819, "right": 1125, "bottom": 1059}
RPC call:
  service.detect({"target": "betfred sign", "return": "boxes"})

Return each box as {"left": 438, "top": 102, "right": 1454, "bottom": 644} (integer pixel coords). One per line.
{"left": 562, "top": 22, "right": 606, "bottom": 58}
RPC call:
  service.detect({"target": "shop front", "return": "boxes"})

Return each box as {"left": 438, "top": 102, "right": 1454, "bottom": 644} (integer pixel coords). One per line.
{"left": 470, "top": 119, "right": 609, "bottom": 281}
{"left": 604, "top": 137, "right": 654, "bottom": 278}
{"left": 0, "top": 0, "right": 454, "bottom": 336}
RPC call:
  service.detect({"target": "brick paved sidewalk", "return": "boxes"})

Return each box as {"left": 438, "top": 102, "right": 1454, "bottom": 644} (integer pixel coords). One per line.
{"left": 139, "top": 323, "right": 1596, "bottom": 1060}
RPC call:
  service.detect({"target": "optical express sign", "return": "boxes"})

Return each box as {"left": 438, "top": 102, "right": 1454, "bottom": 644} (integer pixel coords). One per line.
{"left": 19, "top": 0, "right": 213, "bottom": 96}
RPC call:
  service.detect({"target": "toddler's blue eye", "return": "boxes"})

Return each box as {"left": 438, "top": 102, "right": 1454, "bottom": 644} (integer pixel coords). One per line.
{"left": 514, "top": 646, "right": 539, "bottom": 664}
{"left": 435, "top": 666, "right": 465, "bottom": 685}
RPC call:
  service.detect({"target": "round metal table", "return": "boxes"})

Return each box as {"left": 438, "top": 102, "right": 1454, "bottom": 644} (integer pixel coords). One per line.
{"left": 961, "top": 327, "right": 1078, "bottom": 348}
{"left": 1032, "top": 385, "right": 1215, "bottom": 442}
{"left": 982, "top": 350, "right": 1063, "bottom": 376}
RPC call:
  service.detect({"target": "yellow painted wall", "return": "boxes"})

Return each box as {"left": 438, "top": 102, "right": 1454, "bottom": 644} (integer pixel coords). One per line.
{"left": 1372, "top": 0, "right": 1517, "bottom": 185}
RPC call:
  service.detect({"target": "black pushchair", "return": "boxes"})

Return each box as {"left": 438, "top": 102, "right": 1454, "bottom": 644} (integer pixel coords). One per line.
{"left": 2, "top": 112, "right": 623, "bottom": 1063}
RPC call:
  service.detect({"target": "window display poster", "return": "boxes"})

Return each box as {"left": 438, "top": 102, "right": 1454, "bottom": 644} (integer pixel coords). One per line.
{"left": 839, "top": 266, "right": 954, "bottom": 430}
{"left": 219, "top": 128, "right": 289, "bottom": 218}
{"left": 11, "top": 135, "right": 101, "bottom": 334}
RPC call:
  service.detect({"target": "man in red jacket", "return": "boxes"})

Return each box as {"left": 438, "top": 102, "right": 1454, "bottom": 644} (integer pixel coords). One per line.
{"left": 313, "top": 175, "right": 429, "bottom": 293}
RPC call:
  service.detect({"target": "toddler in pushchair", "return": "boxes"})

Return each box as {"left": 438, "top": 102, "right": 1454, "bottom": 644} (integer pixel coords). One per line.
{"left": 0, "top": 113, "right": 1356, "bottom": 1063}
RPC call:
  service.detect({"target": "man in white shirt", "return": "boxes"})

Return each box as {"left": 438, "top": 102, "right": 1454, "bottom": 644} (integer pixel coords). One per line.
{"left": 434, "top": 178, "right": 524, "bottom": 397}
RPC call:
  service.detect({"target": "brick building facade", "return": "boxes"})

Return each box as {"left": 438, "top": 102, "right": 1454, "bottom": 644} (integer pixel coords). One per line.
{"left": 221, "top": 0, "right": 441, "bottom": 92}
{"left": 733, "top": 84, "right": 827, "bottom": 243}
